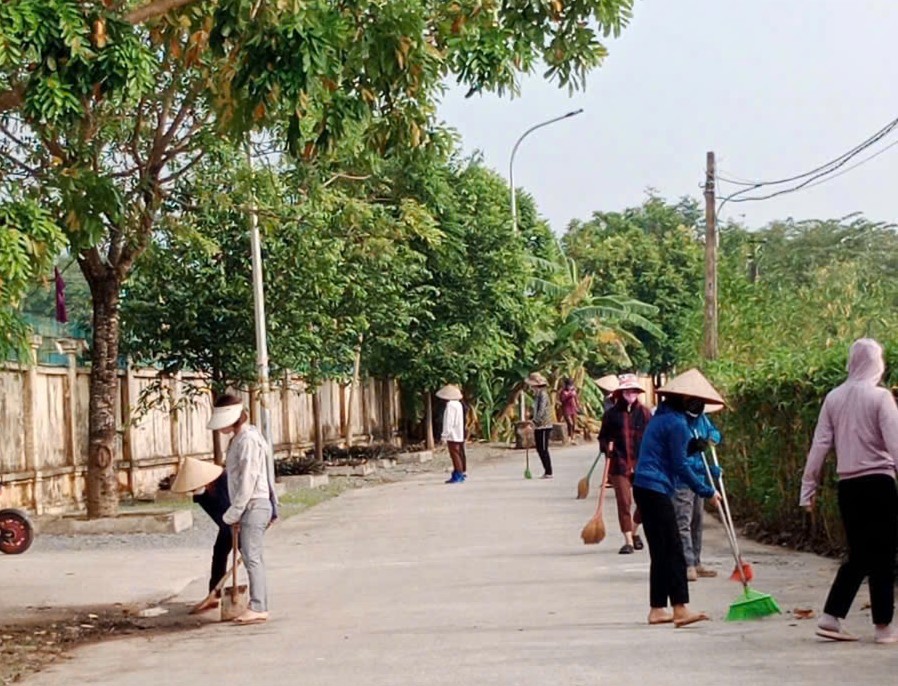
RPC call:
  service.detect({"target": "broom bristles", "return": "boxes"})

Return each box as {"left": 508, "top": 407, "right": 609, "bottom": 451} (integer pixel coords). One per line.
{"left": 581, "top": 516, "right": 606, "bottom": 545}
{"left": 576, "top": 477, "right": 589, "bottom": 500}
{"left": 725, "top": 587, "right": 782, "bottom": 621}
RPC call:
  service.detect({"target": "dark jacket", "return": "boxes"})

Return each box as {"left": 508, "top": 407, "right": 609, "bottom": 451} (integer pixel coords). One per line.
{"left": 634, "top": 402, "right": 716, "bottom": 499}
{"left": 598, "top": 398, "right": 652, "bottom": 477}
{"left": 192, "top": 472, "right": 230, "bottom": 529}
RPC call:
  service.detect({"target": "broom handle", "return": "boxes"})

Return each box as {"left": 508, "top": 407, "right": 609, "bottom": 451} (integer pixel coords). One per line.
{"left": 595, "top": 454, "right": 611, "bottom": 517}
{"left": 709, "top": 445, "right": 742, "bottom": 562}
{"left": 585, "top": 452, "right": 602, "bottom": 480}
{"left": 699, "top": 449, "right": 748, "bottom": 589}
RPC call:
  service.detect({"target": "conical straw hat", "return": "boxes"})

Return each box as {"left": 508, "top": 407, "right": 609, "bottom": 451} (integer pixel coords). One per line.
{"left": 526, "top": 372, "right": 548, "bottom": 387}
{"left": 595, "top": 374, "right": 620, "bottom": 393}
{"left": 170, "top": 457, "right": 223, "bottom": 494}
{"left": 436, "top": 384, "right": 463, "bottom": 401}
{"left": 657, "top": 368, "right": 726, "bottom": 406}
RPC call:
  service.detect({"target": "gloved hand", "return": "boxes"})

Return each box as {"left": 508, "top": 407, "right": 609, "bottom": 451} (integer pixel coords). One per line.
{"left": 686, "top": 437, "right": 709, "bottom": 454}
{"left": 709, "top": 464, "right": 722, "bottom": 480}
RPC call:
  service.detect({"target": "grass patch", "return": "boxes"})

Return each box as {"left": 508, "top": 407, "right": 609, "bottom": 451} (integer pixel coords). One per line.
{"left": 276, "top": 481, "right": 352, "bottom": 520}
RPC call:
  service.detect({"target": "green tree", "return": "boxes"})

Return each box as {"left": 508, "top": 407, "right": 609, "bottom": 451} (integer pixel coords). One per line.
{"left": 0, "top": 0, "right": 636, "bottom": 516}
{"left": 562, "top": 195, "right": 705, "bottom": 373}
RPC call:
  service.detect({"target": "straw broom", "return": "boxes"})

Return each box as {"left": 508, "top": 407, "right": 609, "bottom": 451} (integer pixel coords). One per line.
{"left": 581, "top": 454, "right": 611, "bottom": 544}
{"left": 576, "top": 452, "right": 603, "bottom": 500}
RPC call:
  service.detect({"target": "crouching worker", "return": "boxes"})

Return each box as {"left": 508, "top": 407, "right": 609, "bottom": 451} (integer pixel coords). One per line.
{"left": 208, "top": 394, "right": 278, "bottom": 626}
{"left": 171, "top": 457, "right": 232, "bottom": 613}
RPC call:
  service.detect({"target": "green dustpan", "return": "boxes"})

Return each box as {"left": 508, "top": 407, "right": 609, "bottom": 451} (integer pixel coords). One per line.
{"left": 726, "top": 586, "right": 782, "bottom": 622}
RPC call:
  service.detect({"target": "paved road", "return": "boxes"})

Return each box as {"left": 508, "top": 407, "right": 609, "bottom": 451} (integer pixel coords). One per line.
{"left": 23, "top": 443, "right": 896, "bottom": 685}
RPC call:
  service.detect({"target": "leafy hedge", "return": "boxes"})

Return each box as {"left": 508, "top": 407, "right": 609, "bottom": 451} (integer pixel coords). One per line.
{"left": 711, "top": 345, "right": 898, "bottom": 556}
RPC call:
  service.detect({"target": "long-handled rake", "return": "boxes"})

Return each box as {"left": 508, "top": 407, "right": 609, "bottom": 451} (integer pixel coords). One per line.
{"left": 576, "top": 452, "right": 603, "bottom": 500}
{"left": 699, "top": 448, "right": 781, "bottom": 621}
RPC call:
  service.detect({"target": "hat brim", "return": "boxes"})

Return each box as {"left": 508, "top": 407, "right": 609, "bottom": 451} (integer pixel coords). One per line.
{"left": 615, "top": 384, "right": 645, "bottom": 393}
{"left": 436, "top": 385, "right": 463, "bottom": 401}
{"left": 207, "top": 403, "right": 243, "bottom": 431}
{"left": 170, "top": 458, "right": 223, "bottom": 493}
{"left": 595, "top": 375, "right": 620, "bottom": 393}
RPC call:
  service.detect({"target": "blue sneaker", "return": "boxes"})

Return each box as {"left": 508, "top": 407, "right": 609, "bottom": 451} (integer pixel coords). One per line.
{"left": 445, "top": 471, "right": 462, "bottom": 484}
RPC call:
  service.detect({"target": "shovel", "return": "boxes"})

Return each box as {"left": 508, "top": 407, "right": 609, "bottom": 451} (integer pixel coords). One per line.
{"left": 221, "top": 525, "right": 249, "bottom": 621}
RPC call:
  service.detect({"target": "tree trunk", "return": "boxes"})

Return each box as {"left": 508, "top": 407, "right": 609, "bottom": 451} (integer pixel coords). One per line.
{"left": 344, "top": 336, "right": 363, "bottom": 448}
{"left": 424, "top": 391, "right": 435, "bottom": 450}
{"left": 86, "top": 275, "right": 122, "bottom": 518}
{"left": 312, "top": 388, "right": 324, "bottom": 462}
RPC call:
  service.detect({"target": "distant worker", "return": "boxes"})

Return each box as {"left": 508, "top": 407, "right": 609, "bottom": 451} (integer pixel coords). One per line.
{"left": 438, "top": 384, "right": 467, "bottom": 484}
{"left": 527, "top": 372, "right": 554, "bottom": 479}
{"left": 559, "top": 377, "right": 581, "bottom": 441}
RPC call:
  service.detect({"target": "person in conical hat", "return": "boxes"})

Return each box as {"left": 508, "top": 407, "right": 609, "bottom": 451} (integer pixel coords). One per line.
{"left": 208, "top": 393, "right": 277, "bottom": 625}
{"left": 527, "top": 372, "right": 554, "bottom": 479}
{"left": 171, "top": 458, "right": 233, "bottom": 614}
{"left": 673, "top": 396, "right": 724, "bottom": 583}
{"left": 436, "top": 385, "right": 467, "bottom": 484}
{"left": 598, "top": 373, "right": 652, "bottom": 554}
{"left": 632, "top": 368, "right": 722, "bottom": 627}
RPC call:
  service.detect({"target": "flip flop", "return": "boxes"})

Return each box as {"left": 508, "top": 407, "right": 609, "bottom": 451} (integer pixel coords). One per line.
{"left": 815, "top": 627, "right": 858, "bottom": 642}
{"left": 674, "top": 612, "right": 710, "bottom": 628}
{"left": 233, "top": 610, "right": 269, "bottom": 625}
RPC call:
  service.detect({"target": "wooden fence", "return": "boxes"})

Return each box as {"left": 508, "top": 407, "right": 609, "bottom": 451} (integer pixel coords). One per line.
{"left": 0, "top": 337, "right": 401, "bottom": 514}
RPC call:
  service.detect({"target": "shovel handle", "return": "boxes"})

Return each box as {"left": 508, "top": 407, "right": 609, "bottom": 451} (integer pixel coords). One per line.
{"left": 231, "top": 525, "right": 240, "bottom": 601}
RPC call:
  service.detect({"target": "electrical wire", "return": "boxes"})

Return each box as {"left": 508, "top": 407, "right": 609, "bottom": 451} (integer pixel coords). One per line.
{"left": 716, "top": 114, "right": 898, "bottom": 213}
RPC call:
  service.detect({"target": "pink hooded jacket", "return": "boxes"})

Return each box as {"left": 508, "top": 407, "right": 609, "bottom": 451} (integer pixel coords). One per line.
{"left": 799, "top": 338, "right": 898, "bottom": 507}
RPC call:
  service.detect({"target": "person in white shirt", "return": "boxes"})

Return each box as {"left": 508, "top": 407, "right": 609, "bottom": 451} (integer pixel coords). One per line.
{"left": 207, "top": 394, "right": 277, "bottom": 625}
{"left": 437, "top": 384, "right": 466, "bottom": 484}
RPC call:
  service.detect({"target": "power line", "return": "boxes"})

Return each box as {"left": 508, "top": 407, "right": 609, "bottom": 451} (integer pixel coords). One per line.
{"left": 716, "top": 114, "right": 898, "bottom": 212}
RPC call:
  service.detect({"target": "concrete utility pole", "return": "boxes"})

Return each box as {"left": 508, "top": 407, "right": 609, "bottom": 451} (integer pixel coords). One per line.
{"left": 703, "top": 151, "right": 718, "bottom": 361}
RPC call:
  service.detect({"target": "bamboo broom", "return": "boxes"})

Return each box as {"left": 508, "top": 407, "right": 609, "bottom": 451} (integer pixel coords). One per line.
{"left": 576, "top": 451, "right": 603, "bottom": 500}
{"left": 581, "top": 454, "right": 611, "bottom": 544}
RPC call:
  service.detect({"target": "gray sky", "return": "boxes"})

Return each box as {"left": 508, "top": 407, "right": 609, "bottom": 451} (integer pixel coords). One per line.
{"left": 438, "top": 0, "right": 898, "bottom": 233}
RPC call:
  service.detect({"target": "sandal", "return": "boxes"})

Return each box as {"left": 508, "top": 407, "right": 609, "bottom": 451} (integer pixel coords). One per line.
{"left": 674, "top": 612, "right": 710, "bottom": 628}
{"left": 189, "top": 595, "right": 220, "bottom": 614}
{"left": 233, "top": 609, "right": 269, "bottom": 625}
{"left": 815, "top": 627, "right": 858, "bottom": 642}
{"left": 633, "top": 535, "right": 644, "bottom": 551}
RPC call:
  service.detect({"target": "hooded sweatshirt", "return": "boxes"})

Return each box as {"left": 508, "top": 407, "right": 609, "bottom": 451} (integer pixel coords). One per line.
{"left": 799, "top": 338, "right": 898, "bottom": 507}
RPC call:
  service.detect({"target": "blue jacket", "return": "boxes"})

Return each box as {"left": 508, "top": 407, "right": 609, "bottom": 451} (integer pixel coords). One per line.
{"left": 673, "top": 414, "right": 722, "bottom": 491}
{"left": 633, "top": 403, "right": 716, "bottom": 499}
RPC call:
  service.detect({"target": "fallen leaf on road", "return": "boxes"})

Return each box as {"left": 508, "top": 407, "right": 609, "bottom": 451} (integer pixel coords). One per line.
{"left": 792, "top": 608, "right": 815, "bottom": 619}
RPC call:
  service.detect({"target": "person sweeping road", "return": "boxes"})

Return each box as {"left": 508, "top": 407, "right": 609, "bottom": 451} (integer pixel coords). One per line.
{"left": 598, "top": 374, "right": 652, "bottom": 555}
{"left": 632, "top": 369, "right": 722, "bottom": 628}
{"left": 674, "top": 408, "right": 722, "bottom": 581}
{"left": 169, "top": 457, "right": 232, "bottom": 614}
{"left": 208, "top": 394, "right": 278, "bottom": 626}
{"left": 800, "top": 338, "right": 898, "bottom": 644}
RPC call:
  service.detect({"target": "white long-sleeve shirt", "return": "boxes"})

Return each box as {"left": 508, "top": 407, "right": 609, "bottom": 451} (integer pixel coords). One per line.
{"left": 223, "top": 424, "right": 274, "bottom": 525}
{"left": 441, "top": 400, "right": 465, "bottom": 442}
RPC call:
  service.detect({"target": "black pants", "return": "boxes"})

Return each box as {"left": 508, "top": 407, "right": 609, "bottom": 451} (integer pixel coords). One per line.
{"left": 534, "top": 428, "right": 553, "bottom": 476}
{"left": 824, "top": 475, "right": 897, "bottom": 625}
{"left": 634, "top": 485, "right": 689, "bottom": 608}
{"left": 209, "top": 525, "right": 233, "bottom": 594}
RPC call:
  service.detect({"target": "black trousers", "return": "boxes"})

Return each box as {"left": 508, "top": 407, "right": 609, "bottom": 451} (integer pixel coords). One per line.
{"left": 634, "top": 485, "right": 689, "bottom": 608}
{"left": 824, "top": 474, "right": 898, "bottom": 625}
{"left": 209, "top": 525, "right": 233, "bottom": 594}
{"left": 534, "top": 428, "right": 553, "bottom": 476}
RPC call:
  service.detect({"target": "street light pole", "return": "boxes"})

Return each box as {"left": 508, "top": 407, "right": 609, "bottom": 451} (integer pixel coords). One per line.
{"left": 509, "top": 108, "right": 584, "bottom": 422}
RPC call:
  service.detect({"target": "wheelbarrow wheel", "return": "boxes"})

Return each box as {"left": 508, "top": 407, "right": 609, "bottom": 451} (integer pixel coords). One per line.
{"left": 0, "top": 509, "right": 34, "bottom": 554}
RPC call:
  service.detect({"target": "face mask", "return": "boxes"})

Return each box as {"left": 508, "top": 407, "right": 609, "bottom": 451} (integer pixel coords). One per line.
{"left": 685, "top": 398, "right": 705, "bottom": 417}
